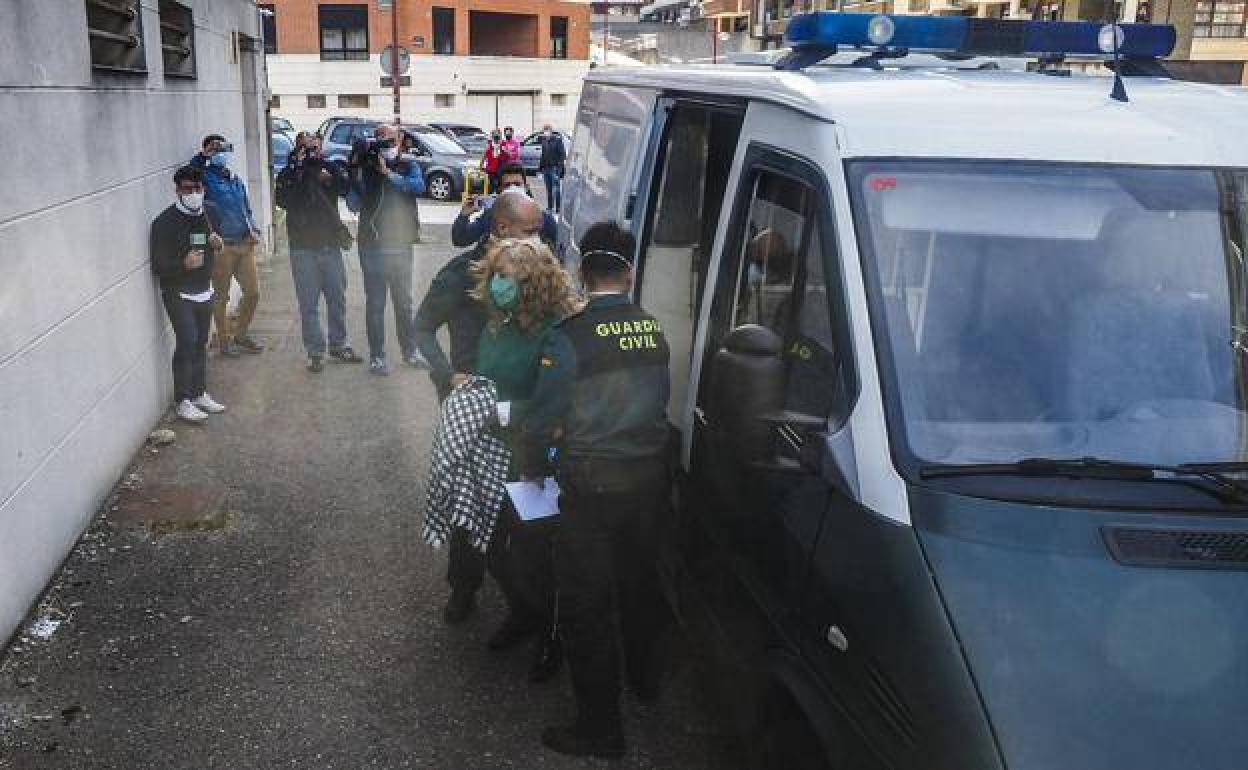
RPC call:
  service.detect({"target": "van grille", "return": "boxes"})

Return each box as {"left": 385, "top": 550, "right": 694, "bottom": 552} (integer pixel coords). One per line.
{"left": 1103, "top": 526, "right": 1248, "bottom": 569}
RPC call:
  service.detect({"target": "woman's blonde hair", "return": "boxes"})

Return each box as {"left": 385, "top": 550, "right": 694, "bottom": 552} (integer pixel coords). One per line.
{"left": 471, "top": 237, "right": 582, "bottom": 333}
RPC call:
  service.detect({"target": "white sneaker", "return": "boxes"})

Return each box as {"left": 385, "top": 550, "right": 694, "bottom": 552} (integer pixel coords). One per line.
{"left": 176, "top": 399, "right": 208, "bottom": 423}
{"left": 192, "top": 393, "right": 226, "bottom": 414}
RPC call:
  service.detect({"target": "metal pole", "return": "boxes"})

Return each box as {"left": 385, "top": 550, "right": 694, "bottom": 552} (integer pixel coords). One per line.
{"left": 603, "top": 3, "right": 609, "bottom": 65}
{"left": 391, "top": 0, "right": 401, "bottom": 124}
{"left": 711, "top": 20, "right": 717, "bottom": 63}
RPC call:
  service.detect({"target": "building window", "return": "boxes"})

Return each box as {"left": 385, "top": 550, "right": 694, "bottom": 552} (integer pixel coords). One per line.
{"left": 320, "top": 4, "right": 369, "bottom": 61}
{"left": 551, "top": 16, "right": 569, "bottom": 59}
{"left": 85, "top": 0, "right": 147, "bottom": 73}
{"left": 338, "top": 94, "right": 370, "bottom": 108}
{"left": 434, "top": 93, "right": 455, "bottom": 108}
{"left": 550, "top": 93, "right": 568, "bottom": 106}
{"left": 433, "top": 7, "right": 455, "bottom": 55}
{"left": 269, "top": 95, "right": 281, "bottom": 108}
{"left": 308, "top": 94, "right": 328, "bottom": 109}
{"left": 260, "top": 4, "right": 277, "bottom": 54}
{"left": 158, "top": 1, "right": 196, "bottom": 78}
{"left": 1194, "top": 0, "right": 1247, "bottom": 37}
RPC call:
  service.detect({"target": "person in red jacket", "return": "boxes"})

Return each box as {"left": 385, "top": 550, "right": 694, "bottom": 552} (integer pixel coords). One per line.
{"left": 482, "top": 129, "right": 505, "bottom": 191}
{"left": 500, "top": 126, "right": 522, "bottom": 167}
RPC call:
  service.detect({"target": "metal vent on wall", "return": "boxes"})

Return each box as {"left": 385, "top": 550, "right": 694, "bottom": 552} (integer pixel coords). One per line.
{"left": 86, "top": 0, "right": 147, "bottom": 73}
{"left": 1103, "top": 526, "right": 1248, "bottom": 570}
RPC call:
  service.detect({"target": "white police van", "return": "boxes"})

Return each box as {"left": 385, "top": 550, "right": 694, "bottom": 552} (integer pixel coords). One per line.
{"left": 557, "top": 12, "right": 1248, "bottom": 770}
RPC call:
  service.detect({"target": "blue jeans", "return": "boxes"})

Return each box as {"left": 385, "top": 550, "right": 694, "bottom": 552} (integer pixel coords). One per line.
{"left": 541, "top": 168, "right": 562, "bottom": 212}
{"left": 358, "top": 246, "right": 415, "bottom": 360}
{"left": 290, "top": 246, "right": 349, "bottom": 356}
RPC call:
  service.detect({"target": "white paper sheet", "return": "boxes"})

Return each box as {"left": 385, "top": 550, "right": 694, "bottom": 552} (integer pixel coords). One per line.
{"left": 505, "top": 478, "right": 561, "bottom": 521}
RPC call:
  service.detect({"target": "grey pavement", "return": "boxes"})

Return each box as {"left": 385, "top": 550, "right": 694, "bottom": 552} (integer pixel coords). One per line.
{"left": 0, "top": 206, "right": 735, "bottom": 769}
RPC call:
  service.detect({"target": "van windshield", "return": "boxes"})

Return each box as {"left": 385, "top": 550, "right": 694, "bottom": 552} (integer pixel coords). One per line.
{"left": 851, "top": 162, "right": 1248, "bottom": 470}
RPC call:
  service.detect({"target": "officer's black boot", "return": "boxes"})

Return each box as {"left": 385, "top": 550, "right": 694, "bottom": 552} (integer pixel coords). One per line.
{"left": 487, "top": 613, "right": 540, "bottom": 651}
{"left": 528, "top": 631, "right": 563, "bottom": 684}
{"left": 442, "top": 590, "right": 476, "bottom": 625}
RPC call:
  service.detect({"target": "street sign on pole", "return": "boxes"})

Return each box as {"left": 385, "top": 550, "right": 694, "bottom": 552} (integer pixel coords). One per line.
{"left": 378, "top": 44, "right": 410, "bottom": 75}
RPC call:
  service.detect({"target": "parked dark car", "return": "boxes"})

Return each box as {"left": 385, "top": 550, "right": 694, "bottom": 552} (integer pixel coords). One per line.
{"left": 270, "top": 131, "right": 294, "bottom": 175}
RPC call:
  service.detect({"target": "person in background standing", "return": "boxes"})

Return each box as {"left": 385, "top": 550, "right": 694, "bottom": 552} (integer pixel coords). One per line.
{"left": 537, "top": 125, "right": 567, "bottom": 213}
{"left": 482, "top": 129, "right": 505, "bottom": 192}
{"left": 352, "top": 123, "right": 426, "bottom": 375}
{"left": 275, "top": 132, "right": 362, "bottom": 373}
{"left": 149, "top": 165, "right": 227, "bottom": 423}
{"left": 500, "top": 126, "right": 522, "bottom": 170}
{"left": 192, "top": 134, "right": 264, "bottom": 358}
{"left": 520, "top": 222, "right": 673, "bottom": 759}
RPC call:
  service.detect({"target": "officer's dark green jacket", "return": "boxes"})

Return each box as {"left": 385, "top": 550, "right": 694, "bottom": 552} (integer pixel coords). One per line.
{"left": 520, "top": 293, "right": 671, "bottom": 476}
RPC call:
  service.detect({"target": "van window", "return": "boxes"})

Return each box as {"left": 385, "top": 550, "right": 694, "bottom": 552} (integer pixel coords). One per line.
{"left": 729, "top": 170, "right": 849, "bottom": 420}
{"left": 564, "top": 84, "right": 656, "bottom": 245}
{"left": 636, "top": 105, "right": 744, "bottom": 419}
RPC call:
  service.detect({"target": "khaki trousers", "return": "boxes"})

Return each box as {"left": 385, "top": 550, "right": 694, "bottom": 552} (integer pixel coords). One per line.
{"left": 212, "top": 240, "right": 260, "bottom": 345}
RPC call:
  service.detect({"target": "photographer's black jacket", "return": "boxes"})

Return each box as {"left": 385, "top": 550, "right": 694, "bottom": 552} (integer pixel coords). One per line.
{"left": 275, "top": 156, "right": 351, "bottom": 251}
{"left": 149, "top": 203, "right": 219, "bottom": 293}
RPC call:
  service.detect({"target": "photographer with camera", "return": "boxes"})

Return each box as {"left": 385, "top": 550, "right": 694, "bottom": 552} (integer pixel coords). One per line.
{"left": 276, "top": 132, "right": 362, "bottom": 373}
{"left": 452, "top": 164, "right": 556, "bottom": 249}
{"left": 351, "top": 123, "right": 427, "bottom": 376}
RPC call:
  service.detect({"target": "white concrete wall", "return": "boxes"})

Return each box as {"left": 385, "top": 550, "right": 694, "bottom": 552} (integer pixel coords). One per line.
{"left": 0, "top": 0, "right": 269, "bottom": 645}
{"left": 266, "top": 53, "right": 589, "bottom": 134}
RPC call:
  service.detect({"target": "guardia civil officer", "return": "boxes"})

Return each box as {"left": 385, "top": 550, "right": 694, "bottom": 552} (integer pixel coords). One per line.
{"left": 519, "top": 221, "right": 672, "bottom": 759}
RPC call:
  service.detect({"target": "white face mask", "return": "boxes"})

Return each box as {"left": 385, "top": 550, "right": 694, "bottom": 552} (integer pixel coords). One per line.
{"left": 381, "top": 147, "right": 399, "bottom": 162}
{"left": 179, "top": 192, "right": 205, "bottom": 211}
{"left": 543, "top": 130, "right": 552, "bottom": 138}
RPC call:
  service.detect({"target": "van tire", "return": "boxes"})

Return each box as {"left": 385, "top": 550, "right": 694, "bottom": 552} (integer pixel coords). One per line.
{"left": 750, "top": 687, "right": 838, "bottom": 770}
{"left": 427, "top": 172, "right": 453, "bottom": 201}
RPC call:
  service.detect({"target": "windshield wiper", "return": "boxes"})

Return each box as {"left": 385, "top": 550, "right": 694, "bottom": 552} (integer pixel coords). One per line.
{"left": 919, "top": 456, "right": 1248, "bottom": 504}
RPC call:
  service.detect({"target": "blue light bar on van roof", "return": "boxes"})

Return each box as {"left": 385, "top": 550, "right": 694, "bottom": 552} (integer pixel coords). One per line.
{"left": 783, "top": 12, "right": 1176, "bottom": 60}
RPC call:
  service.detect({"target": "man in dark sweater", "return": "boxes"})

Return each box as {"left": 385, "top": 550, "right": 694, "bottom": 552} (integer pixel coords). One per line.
{"left": 149, "top": 166, "right": 228, "bottom": 423}
{"left": 537, "top": 125, "right": 567, "bottom": 213}
{"left": 412, "top": 190, "right": 545, "bottom": 624}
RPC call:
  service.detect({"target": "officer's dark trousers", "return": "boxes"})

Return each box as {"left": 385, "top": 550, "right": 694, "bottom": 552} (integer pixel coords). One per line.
{"left": 554, "top": 456, "right": 670, "bottom": 731}
{"left": 448, "top": 509, "right": 555, "bottom": 627}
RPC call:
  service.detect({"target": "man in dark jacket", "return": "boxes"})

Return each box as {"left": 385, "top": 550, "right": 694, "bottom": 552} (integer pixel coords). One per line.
{"left": 191, "top": 134, "right": 264, "bottom": 358}
{"left": 520, "top": 221, "right": 672, "bottom": 759}
{"left": 275, "top": 132, "right": 362, "bottom": 372}
{"left": 352, "top": 123, "right": 427, "bottom": 375}
{"left": 451, "top": 164, "right": 557, "bottom": 249}
{"left": 537, "top": 125, "right": 567, "bottom": 213}
{"left": 412, "top": 190, "right": 545, "bottom": 624}
{"left": 149, "top": 165, "right": 228, "bottom": 423}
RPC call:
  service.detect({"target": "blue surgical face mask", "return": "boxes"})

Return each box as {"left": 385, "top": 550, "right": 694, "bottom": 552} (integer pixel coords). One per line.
{"left": 209, "top": 151, "right": 232, "bottom": 168}
{"left": 489, "top": 274, "right": 520, "bottom": 312}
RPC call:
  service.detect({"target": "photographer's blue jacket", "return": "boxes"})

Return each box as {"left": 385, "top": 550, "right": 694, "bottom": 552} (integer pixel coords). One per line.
{"left": 190, "top": 154, "right": 258, "bottom": 242}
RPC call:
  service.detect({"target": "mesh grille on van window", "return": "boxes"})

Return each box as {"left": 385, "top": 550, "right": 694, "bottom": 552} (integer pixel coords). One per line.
{"left": 1103, "top": 526, "right": 1248, "bottom": 570}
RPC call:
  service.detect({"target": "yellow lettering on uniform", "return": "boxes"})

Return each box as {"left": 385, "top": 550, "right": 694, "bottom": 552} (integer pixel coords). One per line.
{"left": 646, "top": 335, "right": 657, "bottom": 348}
{"left": 609, "top": 322, "right": 622, "bottom": 335}
{"left": 652, "top": 320, "right": 662, "bottom": 332}
{"left": 619, "top": 336, "right": 633, "bottom": 350}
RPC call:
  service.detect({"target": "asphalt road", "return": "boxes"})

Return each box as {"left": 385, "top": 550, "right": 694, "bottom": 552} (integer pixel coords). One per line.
{"left": 0, "top": 209, "right": 736, "bottom": 769}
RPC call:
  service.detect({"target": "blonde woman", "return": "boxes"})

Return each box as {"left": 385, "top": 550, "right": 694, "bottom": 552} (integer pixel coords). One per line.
{"left": 471, "top": 235, "right": 580, "bottom": 682}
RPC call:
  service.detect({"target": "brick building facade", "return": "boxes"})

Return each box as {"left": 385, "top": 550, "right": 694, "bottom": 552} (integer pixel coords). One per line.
{"left": 267, "top": 0, "right": 589, "bottom": 59}
{"left": 263, "top": 0, "right": 593, "bottom": 133}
